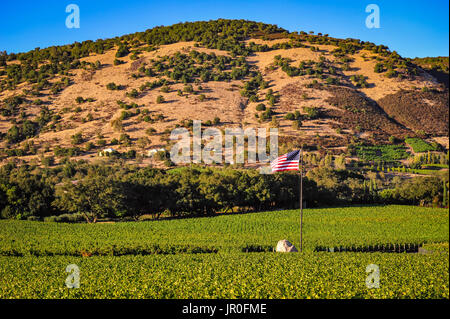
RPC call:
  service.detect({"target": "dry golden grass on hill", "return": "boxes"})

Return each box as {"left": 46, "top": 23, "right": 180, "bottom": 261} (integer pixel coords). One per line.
{"left": 0, "top": 37, "right": 447, "bottom": 167}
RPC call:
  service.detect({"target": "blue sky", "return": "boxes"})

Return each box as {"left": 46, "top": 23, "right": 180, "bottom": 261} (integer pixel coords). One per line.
{"left": 0, "top": 0, "right": 448, "bottom": 58}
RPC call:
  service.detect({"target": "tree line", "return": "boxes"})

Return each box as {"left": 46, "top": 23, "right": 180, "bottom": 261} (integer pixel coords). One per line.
{"left": 0, "top": 161, "right": 447, "bottom": 222}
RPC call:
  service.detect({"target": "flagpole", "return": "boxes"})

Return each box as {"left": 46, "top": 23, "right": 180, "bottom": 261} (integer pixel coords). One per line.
{"left": 299, "top": 147, "right": 303, "bottom": 252}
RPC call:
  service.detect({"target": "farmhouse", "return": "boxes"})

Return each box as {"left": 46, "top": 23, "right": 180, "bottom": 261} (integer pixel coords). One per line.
{"left": 98, "top": 148, "right": 116, "bottom": 156}
{"left": 147, "top": 148, "right": 166, "bottom": 157}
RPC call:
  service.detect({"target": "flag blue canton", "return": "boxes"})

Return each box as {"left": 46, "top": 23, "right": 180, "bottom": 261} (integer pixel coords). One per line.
{"left": 285, "top": 150, "right": 300, "bottom": 161}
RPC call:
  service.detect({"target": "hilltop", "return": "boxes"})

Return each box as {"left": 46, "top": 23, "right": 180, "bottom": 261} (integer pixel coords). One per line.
{"left": 0, "top": 19, "right": 448, "bottom": 168}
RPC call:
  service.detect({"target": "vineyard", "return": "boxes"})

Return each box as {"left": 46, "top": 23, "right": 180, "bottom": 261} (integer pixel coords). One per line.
{"left": 0, "top": 205, "right": 448, "bottom": 298}
{"left": 353, "top": 145, "right": 410, "bottom": 162}
{"left": 405, "top": 138, "right": 439, "bottom": 153}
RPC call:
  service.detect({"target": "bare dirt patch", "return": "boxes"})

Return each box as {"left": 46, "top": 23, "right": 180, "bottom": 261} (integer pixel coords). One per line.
{"left": 377, "top": 89, "right": 449, "bottom": 136}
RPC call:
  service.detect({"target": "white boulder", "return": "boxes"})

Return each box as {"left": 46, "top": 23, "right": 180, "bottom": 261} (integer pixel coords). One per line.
{"left": 276, "top": 239, "right": 298, "bottom": 252}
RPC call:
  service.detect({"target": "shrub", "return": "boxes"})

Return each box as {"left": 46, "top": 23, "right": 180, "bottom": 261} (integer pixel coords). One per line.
{"left": 146, "top": 128, "right": 157, "bottom": 135}
{"left": 111, "top": 118, "right": 123, "bottom": 132}
{"left": 71, "top": 132, "right": 83, "bottom": 145}
{"left": 44, "top": 213, "right": 85, "bottom": 223}
{"left": 155, "top": 150, "right": 168, "bottom": 161}
{"left": 292, "top": 119, "right": 302, "bottom": 130}
{"left": 267, "top": 95, "right": 276, "bottom": 106}
{"left": 115, "top": 45, "right": 130, "bottom": 58}
{"left": 137, "top": 137, "right": 150, "bottom": 149}
{"left": 164, "top": 159, "right": 175, "bottom": 167}
{"left": 119, "top": 133, "right": 132, "bottom": 146}
{"left": 106, "top": 83, "right": 118, "bottom": 90}
{"left": 120, "top": 111, "right": 131, "bottom": 120}
{"left": 97, "top": 139, "right": 107, "bottom": 147}
{"left": 350, "top": 75, "right": 369, "bottom": 88}
{"left": 6, "top": 125, "right": 21, "bottom": 143}
{"left": 86, "top": 113, "right": 93, "bottom": 121}
{"left": 374, "top": 63, "right": 384, "bottom": 73}
{"left": 270, "top": 116, "right": 279, "bottom": 128}
{"left": 75, "top": 97, "right": 85, "bottom": 104}
{"left": 130, "top": 53, "right": 139, "bottom": 61}
{"left": 284, "top": 113, "right": 295, "bottom": 120}
{"left": 127, "top": 89, "right": 139, "bottom": 98}
{"left": 183, "top": 84, "right": 194, "bottom": 93}
{"left": 326, "top": 77, "right": 340, "bottom": 85}
{"left": 256, "top": 103, "right": 266, "bottom": 111}
{"left": 249, "top": 95, "right": 258, "bottom": 103}
{"left": 303, "top": 107, "right": 320, "bottom": 119}
{"left": 113, "top": 59, "right": 125, "bottom": 66}
{"left": 41, "top": 156, "right": 55, "bottom": 167}
{"left": 386, "top": 69, "right": 398, "bottom": 78}
{"left": 156, "top": 95, "right": 165, "bottom": 103}
{"left": 260, "top": 108, "right": 273, "bottom": 121}
{"left": 85, "top": 142, "right": 95, "bottom": 151}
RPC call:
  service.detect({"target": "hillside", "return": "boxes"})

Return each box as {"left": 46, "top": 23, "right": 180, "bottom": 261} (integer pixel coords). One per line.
{"left": 411, "top": 56, "right": 449, "bottom": 88}
{"left": 0, "top": 20, "right": 448, "bottom": 167}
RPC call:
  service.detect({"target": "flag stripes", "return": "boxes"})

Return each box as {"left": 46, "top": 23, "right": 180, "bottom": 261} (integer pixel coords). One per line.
{"left": 270, "top": 150, "right": 300, "bottom": 172}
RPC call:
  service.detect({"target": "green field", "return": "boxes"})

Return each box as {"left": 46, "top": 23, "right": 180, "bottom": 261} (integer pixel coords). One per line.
{"left": 354, "top": 145, "right": 410, "bottom": 161}
{"left": 0, "top": 205, "right": 448, "bottom": 298}
{"left": 405, "top": 138, "right": 438, "bottom": 153}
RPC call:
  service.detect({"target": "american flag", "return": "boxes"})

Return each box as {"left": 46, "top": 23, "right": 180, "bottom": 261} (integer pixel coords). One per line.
{"left": 270, "top": 150, "right": 300, "bottom": 172}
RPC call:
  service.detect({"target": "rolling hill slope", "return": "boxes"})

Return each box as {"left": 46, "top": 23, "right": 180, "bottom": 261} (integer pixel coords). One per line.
{"left": 0, "top": 20, "right": 448, "bottom": 167}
